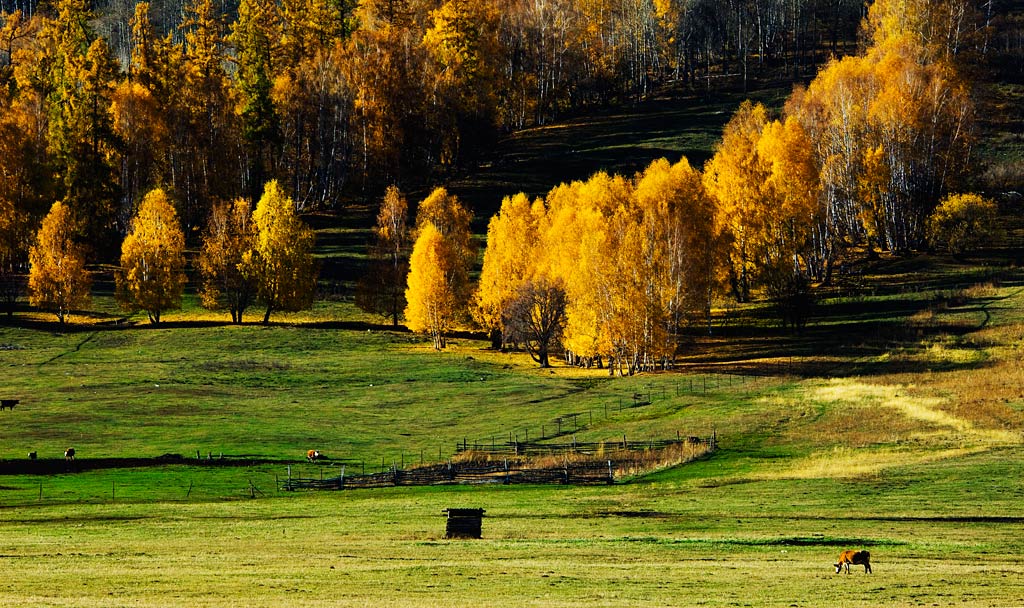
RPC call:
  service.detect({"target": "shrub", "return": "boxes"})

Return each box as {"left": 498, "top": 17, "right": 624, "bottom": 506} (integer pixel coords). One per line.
{"left": 926, "top": 193, "right": 1002, "bottom": 254}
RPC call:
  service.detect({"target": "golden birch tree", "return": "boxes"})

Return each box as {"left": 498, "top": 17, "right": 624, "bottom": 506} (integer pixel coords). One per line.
{"left": 117, "top": 188, "right": 187, "bottom": 325}
{"left": 199, "top": 198, "right": 256, "bottom": 323}
{"left": 473, "top": 192, "right": 542, "bottom": 348}
{"left": 243, "top": 180, "right": 318, "bottom": 324}
{"left": 403, "top": 186, "right": 474, "bottom": 348}
{"left": 28, "top": 201, "right": 91, "bottom": 324}
{"left": 404, "top": 223, "right": 461, "bottom": 350}
{"left": 703, "top": 101, "right": 771, "bottom": 302}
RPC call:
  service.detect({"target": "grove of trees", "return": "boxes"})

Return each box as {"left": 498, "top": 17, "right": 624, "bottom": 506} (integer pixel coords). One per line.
{"left": 2, "top": 0, "right": 1019, "bottom": 359}
{"left": 3, "top": 0, "right": 933, "bottom": 270}
{"left": 427, "top": 0, "right": 1001, "bottom": 372}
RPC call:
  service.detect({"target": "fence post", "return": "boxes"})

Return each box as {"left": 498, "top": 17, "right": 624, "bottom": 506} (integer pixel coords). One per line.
{"left": 339, "top": 465, "right": 345, "bottom": 489}
{"left": 608, "top": 460, "right": 614, "bottom": 484}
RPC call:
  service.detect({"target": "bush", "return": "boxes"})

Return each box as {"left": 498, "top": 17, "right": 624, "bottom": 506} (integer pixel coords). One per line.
{"left": 926, "top": 193, "right": 1003, "bottom": 254}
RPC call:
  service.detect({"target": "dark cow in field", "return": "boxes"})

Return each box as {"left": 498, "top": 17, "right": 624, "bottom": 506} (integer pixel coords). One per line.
{"left": 64, "top": 447, "right": 76, "bottom": 461}
{"left": 0, "top": 399, "right": 17, "bottom": 411}
{"left": 835, "top": 550, "right": 872, "bottom": 574}
{"left": 28, "top": 451, "right": 36, "bottom": 460}
{"left": 307, "top": 449, "right": 322, "bottom": 462}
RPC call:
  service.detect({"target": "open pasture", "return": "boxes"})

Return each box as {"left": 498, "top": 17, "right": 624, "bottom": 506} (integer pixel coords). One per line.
{"left": 1, "top": 454, "right": 1023, "bottom": 607}
{"left": 2, "top": 259, "right": 1024, "bottom": 605}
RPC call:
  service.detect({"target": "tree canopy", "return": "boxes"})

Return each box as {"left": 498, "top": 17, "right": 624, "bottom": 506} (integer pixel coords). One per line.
{"left": 28, "top": 201, "right": 91, "bottom": 324}
{"left": 243, "top": 180, "right": 318, "bottom": 324}
{"left": 117, "top": 188, "right": 187, "bottom": 324}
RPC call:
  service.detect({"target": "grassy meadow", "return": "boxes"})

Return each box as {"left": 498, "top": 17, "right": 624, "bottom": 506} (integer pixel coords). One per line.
{"left": 2, "top": 257, "right": 1024, "bottom": 606}
{"left": 3, "top": 85, "right": 1024, "bottom": 606}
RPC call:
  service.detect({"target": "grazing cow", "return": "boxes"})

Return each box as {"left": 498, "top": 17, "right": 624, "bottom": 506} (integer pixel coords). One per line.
{"left": 64, "top": 447, "right": 75, "bottom": 461}
{"left": 28, "top": 451, "right": 36, "bottom": 460}
{"left": 0, "top": 399, "right": 17, "bottom": 411}
{"left": 307, "top": 449, "right": 322, "bottom": 462}
{"left": 834, "top": 550, "right": 872, "bottom": 574}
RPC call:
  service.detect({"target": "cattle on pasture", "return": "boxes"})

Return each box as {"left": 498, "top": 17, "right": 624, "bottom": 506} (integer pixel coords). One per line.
{"left": 307, "top": 449, "right": 322, "bottom": 462}
{"left": 64, "top": 447, "right": 76, "bottom": 461}
{"left": 28, "top": 451, "right": 36, "bottom": 460}
{"left": 834, "top": 550, "right": 872, "bottom": 574}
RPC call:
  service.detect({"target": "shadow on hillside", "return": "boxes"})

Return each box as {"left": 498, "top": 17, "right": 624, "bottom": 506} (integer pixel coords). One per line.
{"left": 450, "top": 88, "right": 791, "bottom": 220}
{"left": 679, "top": 292, "right": 1003, "bottom": 379}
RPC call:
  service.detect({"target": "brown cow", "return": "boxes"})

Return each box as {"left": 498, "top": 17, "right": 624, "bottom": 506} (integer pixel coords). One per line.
{"left": 834, "top": 550, "right": 871, "bottom": 574}
{"left": 306, "top": 449, "right": 322, "bottom": 462}
{"left": 64, "top": 447, "right": 76, "bottom": 461}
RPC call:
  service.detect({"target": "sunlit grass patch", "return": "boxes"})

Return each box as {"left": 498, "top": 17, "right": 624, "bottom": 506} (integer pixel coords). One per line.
{"left": 752, "top": 445, "right": 988, "bottom": 480}
{"left": 808, "top": 378, "right": 1022, "bottom": 448}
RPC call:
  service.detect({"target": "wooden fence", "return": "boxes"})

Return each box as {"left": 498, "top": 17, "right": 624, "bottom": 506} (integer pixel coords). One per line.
{"left": 454, "top": 434, "right": 714, "bottom": 457}
{"left": 280, "top": 434, "right": 715, "bottom": 491}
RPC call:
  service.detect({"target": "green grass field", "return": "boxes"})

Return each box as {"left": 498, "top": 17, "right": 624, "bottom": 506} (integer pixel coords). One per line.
{"left": 3, "top": 83, "right": 1024, "bottom": 606}
{"left": 3, "top": 262, "right": 1024, "bottom": 606}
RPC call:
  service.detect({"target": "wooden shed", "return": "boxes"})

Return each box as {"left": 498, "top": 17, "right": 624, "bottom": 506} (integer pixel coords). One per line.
{"left": 443, "top": 508, "right": 485, "bottom": 539}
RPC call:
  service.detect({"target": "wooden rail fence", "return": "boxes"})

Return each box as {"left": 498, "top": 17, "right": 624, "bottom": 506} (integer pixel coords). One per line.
{"left": 280, "top": 434, "right": 715, "bottom": 491}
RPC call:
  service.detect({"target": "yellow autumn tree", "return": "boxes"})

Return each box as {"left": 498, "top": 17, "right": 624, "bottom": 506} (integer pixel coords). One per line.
{"left": 28, "top": 201, "right": 92, "bottom": 324}
{"left": 199, "top": 198, "right": 256, "bottom": 323}
{"left": 703, "top": 101, "right": 771, "bottom": 302}
{"left": 473, "top": 192, "right": 543, "bottom": 348}
{"left": 632, "top": 157, "right": 720, "bottom": 344}
{"left": 755, "top": 116, "right": 822, "bottom": 280}
{"left": 243, "top": 180, "right": 318, "bottom": 324}
{"left": 541, "top": 173, "right": 629, "bottom": 369}
{"left": 404, "top": 223, "right": 462, "bottom": 350}
{"left": 413, "top": 186, "right": 475, "bottom": 304}
{"left": 117, "top": 188, "right": 187, "bottom": 325}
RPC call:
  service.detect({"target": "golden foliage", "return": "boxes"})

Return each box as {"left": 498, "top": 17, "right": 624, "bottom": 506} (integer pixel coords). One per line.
{"left": 473, "top": 192, "right": 541, "bottom": 338}
{"left": 28, "top": 201, "right": 91, "bottom": 324}
{"left": 477, "top": 156, "right": 719, "bottom": 373}
{"left": 404, "top": 223, "right": 462, "bottom": 349}
{"left": 243, "top": 180, "right": 318, "bottom": 324}
{"left": 926, "top": 193, "right": 1002, "bottom": 254}
{"left": 117, "top": 188, "right": 187, "bottom": 324}
{"left": 199, "top": 198, "right": 255, "bottom": 323}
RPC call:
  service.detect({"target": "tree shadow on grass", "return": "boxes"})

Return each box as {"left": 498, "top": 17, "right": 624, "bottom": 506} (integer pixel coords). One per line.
{"left": 679, "top": 294, "right": 1000, "bottom": 379}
